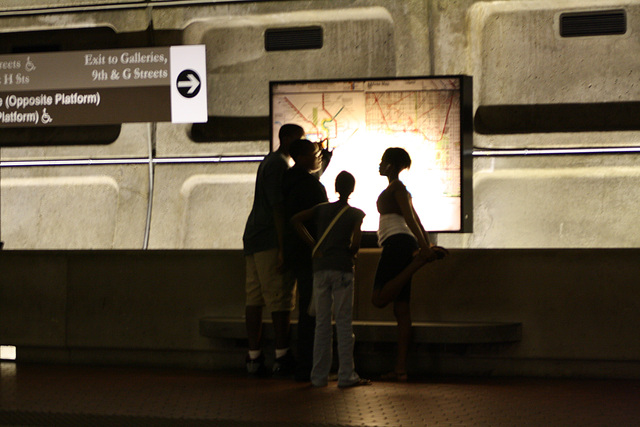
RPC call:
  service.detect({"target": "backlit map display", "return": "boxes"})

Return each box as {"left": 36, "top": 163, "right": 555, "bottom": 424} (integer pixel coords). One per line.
{"left": 270, "top": 76, "right": 472, "bottom": 234}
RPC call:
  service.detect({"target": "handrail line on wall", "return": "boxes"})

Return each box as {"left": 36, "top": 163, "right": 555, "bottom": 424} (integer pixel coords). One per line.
{"left": 3, "top": 147, "right": 640, "bottom": 168}
{"left": 0, "top": 0, "right": 249, "bottom": 17}
{"left": 0, "top": 155, "right": 265, "bottom": 168}
{"left": 473, "top": 146, "right": 640, "bottom": 157}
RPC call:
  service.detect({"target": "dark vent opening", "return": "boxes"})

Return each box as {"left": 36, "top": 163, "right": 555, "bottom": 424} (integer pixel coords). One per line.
{"left": 0, "top": 27, "right": 117, "bottom": 54}
{"left": 0, "top": 126, "right": 121, "bottom": 147}
{"left": 191, "top": 116, "right": 270, "bottom": 142}
{"left": 265, "top": 26, "right": 323, "bottom": 51}
{"left": 560, "top": 9, "right": 626, "bottom": 37}
{"left": 475, "top": 102, "right": 640, "bottom": 135}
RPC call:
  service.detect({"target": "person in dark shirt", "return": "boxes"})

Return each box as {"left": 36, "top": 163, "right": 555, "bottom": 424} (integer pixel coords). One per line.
{"left": 282, "top": 139, "right": 328, "bottom": 381}
{"left": 242, "top": 124, "right": 304, "bottom": 377}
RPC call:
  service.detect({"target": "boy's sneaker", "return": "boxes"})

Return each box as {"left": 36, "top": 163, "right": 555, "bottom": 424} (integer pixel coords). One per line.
{"left": 272, "top": 350, "right": 296, "bottom": 377}
{"left": 246, "top": 353, "right": 268, "bottom": 377}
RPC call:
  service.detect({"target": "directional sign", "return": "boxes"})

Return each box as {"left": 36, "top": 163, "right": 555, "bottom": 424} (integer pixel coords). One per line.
{"left": 177, "top": 70, "right": 201, "bottom": 98}
{"left": 0, "top": 45, "right": 207, "bottom": 127}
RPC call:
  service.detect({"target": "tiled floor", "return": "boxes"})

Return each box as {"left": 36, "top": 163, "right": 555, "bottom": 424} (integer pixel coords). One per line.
{"left": 2, "top": 362, "right": 640, "bottom": 426}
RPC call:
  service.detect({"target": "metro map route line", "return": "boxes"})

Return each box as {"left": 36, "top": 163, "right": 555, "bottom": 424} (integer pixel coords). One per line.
{"left": 369, "top": 91, "right": 456, "bottom": 143}
{"left": 320, "top": 93, "right": 341, "bottom": 140}
{"left": 283, "top": 94, "right": 343, "bottom": 141}
{"left": 283, "top": 96, "right": 316, "bottom": 128}
{"left": 415, "top": 92, "right": 455, "bottom": 134}
{"left": 282, "top": 88, "right": 456, "bottom": 146}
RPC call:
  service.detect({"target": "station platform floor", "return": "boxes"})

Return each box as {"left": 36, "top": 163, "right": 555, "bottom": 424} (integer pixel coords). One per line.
{"left": 2, "top": 362, "right": 640, "bottom": 426}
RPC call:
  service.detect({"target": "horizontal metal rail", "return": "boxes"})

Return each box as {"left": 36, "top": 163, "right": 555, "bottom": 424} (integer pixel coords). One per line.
{"left": 0, "top": 0, "right": 254, "bottom": 17}
{"left": 473, "top": 146, "right": 640, "bottom": 157}
{"left": 4, "top": 147, "right": 640, "bottom": 167}
{"left": 0, "top": 155, "right": 265, "bottom": 168}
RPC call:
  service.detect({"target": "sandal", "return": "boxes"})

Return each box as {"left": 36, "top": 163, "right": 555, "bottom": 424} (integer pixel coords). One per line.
{"left": 380, "top": 371, "right": 408, "bottom": 382}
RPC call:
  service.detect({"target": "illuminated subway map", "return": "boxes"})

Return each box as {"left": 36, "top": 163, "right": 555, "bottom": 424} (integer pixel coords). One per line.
{"left": 271, "top": 78, "right": 463, "bottom": 233}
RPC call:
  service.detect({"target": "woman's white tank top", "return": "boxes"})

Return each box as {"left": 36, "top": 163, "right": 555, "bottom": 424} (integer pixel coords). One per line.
{"left": 377, "top": 213, "right": 415, "bottom": 246}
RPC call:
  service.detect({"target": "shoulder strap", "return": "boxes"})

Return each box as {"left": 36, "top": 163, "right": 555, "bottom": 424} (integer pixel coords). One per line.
{"left": 312, "top": 204, "right": 349, "bottom": 257}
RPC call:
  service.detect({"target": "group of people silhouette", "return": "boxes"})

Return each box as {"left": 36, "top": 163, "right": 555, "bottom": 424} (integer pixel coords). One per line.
{"left": 242, "top": 123, "right": 447, "bottom": 388}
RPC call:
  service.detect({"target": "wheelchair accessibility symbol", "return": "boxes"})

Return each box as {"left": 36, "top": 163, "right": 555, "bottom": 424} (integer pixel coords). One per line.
{"left": 176, "top": 70, "right": 201, "bottom": 98}
{"left": 41, "top": 108, "right": 52, "bottom": 124}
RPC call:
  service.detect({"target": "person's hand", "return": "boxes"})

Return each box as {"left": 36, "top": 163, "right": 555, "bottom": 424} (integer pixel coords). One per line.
{"left": 415, "top": 246, "right": 438, "bottom": 263}
{"left": 320, "top": 147, "right": 333, "bottom": 165}
{"left": 432, "top": 245, "right": 449, "bottom": 259}
{"left": 414, "top": 246, "right": 448, "bottom": 264}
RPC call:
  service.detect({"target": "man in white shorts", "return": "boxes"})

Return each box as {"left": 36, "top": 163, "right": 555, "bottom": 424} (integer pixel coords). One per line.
{"left": 242, "top": 123, "right": 303, "bottom": 377}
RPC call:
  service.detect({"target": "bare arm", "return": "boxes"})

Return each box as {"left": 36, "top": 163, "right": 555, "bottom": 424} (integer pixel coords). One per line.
{"left": 395, "top": 184, "right": 449, "bottom": 260}
{"left": 410, "top": 202, "right": 432, "bottom": 247}
{"left": 394, "top": 184, "right": 431, "bottom": 252}
{"left": 291, "top": 208, "right": 316, "bottom": 249}
{"left": 349, "top": 216, "right": 364, "bottom": 256}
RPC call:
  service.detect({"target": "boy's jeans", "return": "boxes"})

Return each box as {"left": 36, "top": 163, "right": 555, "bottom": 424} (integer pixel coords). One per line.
{"left": 310, "top": 270, "right": 360, "bottom": 387}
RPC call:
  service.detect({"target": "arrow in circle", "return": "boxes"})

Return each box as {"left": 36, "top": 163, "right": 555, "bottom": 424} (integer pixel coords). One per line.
{"left": 178, "top": 73, "right": 200, "bottom": 94}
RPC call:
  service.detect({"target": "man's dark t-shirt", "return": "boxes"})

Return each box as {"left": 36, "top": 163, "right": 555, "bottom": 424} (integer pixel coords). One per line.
{"left": 242, "top": 152, "right": 289, "bottom": 255}
{"left": 282, "top": 165, "right": 328, "bottom": 267}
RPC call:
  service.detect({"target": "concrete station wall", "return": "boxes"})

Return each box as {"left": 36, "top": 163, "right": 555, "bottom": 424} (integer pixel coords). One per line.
{"left": 2, "top": 249, "right": 640, "bottom": 378}
{"left": 2, "top": 0, "right": 640, "bottom": 250}
{"left": 0, "top": 3, "right": 152, "bottom": 249}
{"left": 2, "top": 1, "right": 640, "bottom": 377}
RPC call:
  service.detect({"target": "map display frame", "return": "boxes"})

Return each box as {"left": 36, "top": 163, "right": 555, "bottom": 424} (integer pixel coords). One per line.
{"left": 270, "top": 75, "right": 473, "bottom": 235}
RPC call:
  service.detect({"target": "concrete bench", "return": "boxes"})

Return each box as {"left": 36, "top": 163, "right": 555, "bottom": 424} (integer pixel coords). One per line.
{"left": 199, "top": 317, "right": 522, "bottom": 345}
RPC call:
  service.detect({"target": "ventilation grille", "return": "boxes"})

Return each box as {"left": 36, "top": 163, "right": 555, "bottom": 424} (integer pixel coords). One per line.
{"left": 265, "top": 26, "right": 323, "bottom": 51}
{"left": 560, "top": 9, "right": 626, "bottom": 37}
{"left": 474, "top": 102, "right": 640, "bottom": 134}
